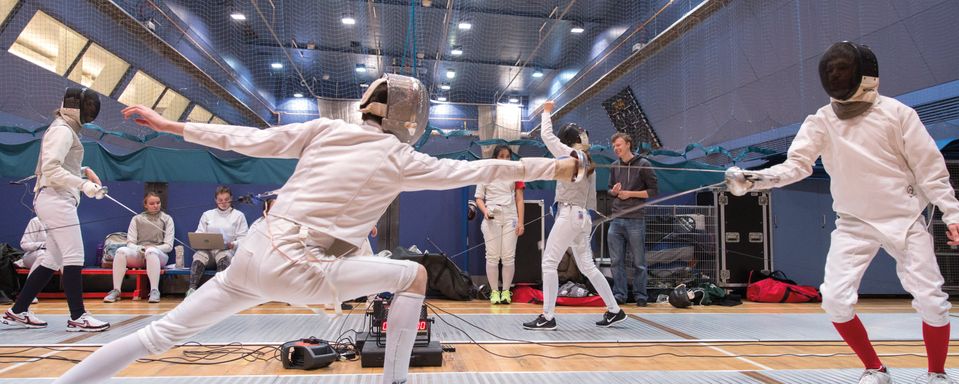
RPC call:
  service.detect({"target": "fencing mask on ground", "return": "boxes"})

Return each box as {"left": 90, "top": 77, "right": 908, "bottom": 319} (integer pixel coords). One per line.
{"left": 359, "top": 74, "right": 430, "bottom": 144}
{"left": 668, "top": 284, "right": 693, "bottom": 309}
{"left": 62, "top": 87, "right": 100, "bottom": 124}
{"left": 819, "top": 42, "right": 879, "bottom": 121}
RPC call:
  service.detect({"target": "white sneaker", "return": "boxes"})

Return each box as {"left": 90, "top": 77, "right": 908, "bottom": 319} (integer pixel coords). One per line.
{"left": 859, "top": 368, "right": 892, "bottom": 384}
{"left": 148, "top": 289, "right": 161, "bottom": 303}
{"left": 103, "top": 289, "right": 121, "bottom": 303}
{"left": 927, "top": 372, "right": 953, "bottom": 384}
{"left": 1, "top": 309, "right": 47, "bottom": 328}
{"left": 66, "top": 313, "right": 110, "bottom": 332}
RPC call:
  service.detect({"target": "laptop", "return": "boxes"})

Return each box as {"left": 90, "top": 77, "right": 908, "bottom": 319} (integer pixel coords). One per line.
{"left": 188, "top": 232, "right": 226, "bottom": 250}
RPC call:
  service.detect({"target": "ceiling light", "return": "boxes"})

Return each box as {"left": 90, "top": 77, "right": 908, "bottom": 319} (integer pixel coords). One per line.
{"left": 440, "top": 84, "right": 451, "bottom": 90}
{"left": 451, "top": 47, "right": 463, "bottom": 56}
{"left": 271, "top": 62, "right": 283, "bottom": 69}
{"left": 446, "top": 69, "right": 456, "bottom": 79}
{"left": 570, "top": 25, "right": 585, "bottom": 34}
{"left": 458, "top": 22, "right": 472, "bottom": 30}
{"left": 509, "top": 97, "right": 519, "bottom": 103}
{"left": 293, "top": 93, "right": 304, "bottom": 98}
{"left": 355, "top": 64, "right": 367, "bottom": 73}
{"left": 438, "top": 96, "right": 447, "bottom": 102}
{"left": 230, "top": 13, "right": 246, "bottom": 21}
{"left": 360, "top": 83, "right": 369, "bottom": 88}
{"left": 342, "top": 16, "right": 356, "bottom": 25}
{"left": 532, "top": 69, "right": 544, "bottom": 78}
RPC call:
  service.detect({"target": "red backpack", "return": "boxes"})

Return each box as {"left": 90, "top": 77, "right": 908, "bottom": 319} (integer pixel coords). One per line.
{"left": 746, "top": 270, "right": 821, "bottom": 303}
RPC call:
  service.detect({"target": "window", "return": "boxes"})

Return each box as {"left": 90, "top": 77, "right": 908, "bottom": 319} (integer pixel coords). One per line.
{"left": 1, "top": 1, "right": 18, "bottom": 26}
{"left": 8, "top": 11, "right": 87, "bottom": 75}
{"left": 186, "top": 105, "right": 213, "bottom": 123}
{"left": 66, "top": 43, "right": 129, "bottom": 95}
{"left": 118, "top": 71, "right": 165, "bottom": 107}
{"left": 154, "top": 88, "right": 189, "bottom": 121}
{"left": 210, "top": 116, "right": 228, "bottom": 125}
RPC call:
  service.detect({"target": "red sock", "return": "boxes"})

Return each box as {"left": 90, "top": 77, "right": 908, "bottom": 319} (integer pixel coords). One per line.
{"left": 833, "top": 316, "right": 882, "bottom": 370}
{"left": 923, "top": 322, "right": 950, "bottom": 374}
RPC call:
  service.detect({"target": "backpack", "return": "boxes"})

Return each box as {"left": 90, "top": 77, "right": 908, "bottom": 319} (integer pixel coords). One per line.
{"left": 391, "top": 247, "right": 476, "bottom": 301}
{"left": 101, "top": 232, "right": 127, "bottom": 268}
{"left": 746, "top": 270, "right": 821, "bottom": 303}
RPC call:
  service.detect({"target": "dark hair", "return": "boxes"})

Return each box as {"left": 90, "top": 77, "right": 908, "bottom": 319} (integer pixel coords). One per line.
{"left": 360, "top": 83, "right": 388, "bottom": 125}
{"left": 491, "top": 144, "right": 513, "bottom": 159}
{"left": 215, "top": 185, "right": 232, "bottom": 198}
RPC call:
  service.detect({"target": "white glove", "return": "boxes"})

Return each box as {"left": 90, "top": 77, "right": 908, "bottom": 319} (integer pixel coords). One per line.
{"left": 81, "top": 181, "right": 106, "bottom": 199}
{"left": 724, "top": 167, "right": 754, "bottom": 196}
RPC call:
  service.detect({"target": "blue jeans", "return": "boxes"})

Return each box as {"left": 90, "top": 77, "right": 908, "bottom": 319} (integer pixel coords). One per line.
{"left": 608, "top": 217, "right": 647, "bottom": 302}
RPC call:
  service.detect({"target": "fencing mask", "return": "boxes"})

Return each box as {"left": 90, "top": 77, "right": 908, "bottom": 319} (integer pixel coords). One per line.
{"left": 63, "top": 87, "right": 100, "bottom": 124}
{"left": 557, "top": 122, "right": 589, "bottom": 148}
{"left": 359, "top": 74, "right": 430, "bottom": 144}
{"left": 819, "top": 42, "right": 878, "bottom": 119}
{"left": 668, "top": 284, "right": 693, "bottom": 309}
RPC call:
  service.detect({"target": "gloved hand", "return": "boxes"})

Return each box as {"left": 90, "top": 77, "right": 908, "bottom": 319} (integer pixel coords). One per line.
{"left": 81, "top": 181, "right": 106, "bottom": 199}
{"left": 724, "top": 166, "right": 754, "bottom": 196}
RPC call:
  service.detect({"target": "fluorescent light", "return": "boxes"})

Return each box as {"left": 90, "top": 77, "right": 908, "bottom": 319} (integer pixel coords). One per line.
{"left": 440, "top": 84, "right": 451, "bottom": 90}
{"left": 342, "top": 16, "right": 356, "bottom": 25}
{"left": 451, "top": 47, "right": 463, "bottom": 56}
{"left": 355, "top": 64, "right": 367, "bottom": 73}
{"left": 230, "top": 13, "right": 246, "bottom": 21}
{"left": 458, "top": 22, "right": 471, "bottom": 30}
{"left": 446, "top": 69, "right": 456, "bottom": 79}
{"left": 509, "top": 97, "right": 519, "bottom": 103}
{"left": 570, "top": 26, "right": 585, "bottom": 34}
{"left": 271, "top": 62, "right": 283, "bottom": 69}
{"left": 360, "top": 83, "right": 369, "bottom": 88}
{"left": 438, "top": 96, "right": 447, "bottom": 102}
{"left": 293, "top": 93, "right": 304, "bottom": 98}
{"left": 532, "top": 69, "right": 544, "bottom": 78}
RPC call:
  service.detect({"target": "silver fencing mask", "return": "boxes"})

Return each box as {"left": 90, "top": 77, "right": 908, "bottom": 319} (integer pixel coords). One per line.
{"left": 63, "top": 87, "right": 100, "bottom": 124}
{"left": 358, "top": 74, "right": 430, "bottom": 144}
{"left": 819, "top": 42, "right": 878, "bottom": 100}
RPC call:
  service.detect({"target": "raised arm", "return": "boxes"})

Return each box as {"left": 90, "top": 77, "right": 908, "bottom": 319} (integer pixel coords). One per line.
{"left": 539, "top": 102, "right": 573, "bottom": 158}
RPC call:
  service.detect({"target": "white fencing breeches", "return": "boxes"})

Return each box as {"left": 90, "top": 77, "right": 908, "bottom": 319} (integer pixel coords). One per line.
{"left": 34, "top": 188, "right": 84, "bottom": 269}
{"left": 821, "top": 215, "right": 951, "bottom": 326}
{"left": 481, "top": 211, "right": 518, "bottom": 266}
{"left": 136, "top": 218, "right": 421, "bottom": 354}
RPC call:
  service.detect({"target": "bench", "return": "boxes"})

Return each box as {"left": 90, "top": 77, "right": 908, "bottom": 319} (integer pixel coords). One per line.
{"left": 15, "top": 267, "right": 217, "bottom": 300}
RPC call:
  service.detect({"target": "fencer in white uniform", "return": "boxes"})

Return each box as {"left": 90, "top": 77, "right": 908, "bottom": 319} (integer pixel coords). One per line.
{"left": 476, "top": 144, "right": 525, "bottom": 305}
{"left": 187, "top": 186, "right": 248, "bottom": 296}
{"left": 18, "top": 217, "right": 47, "bottom": 273}
{"left": 522, "top": 100, "right": 625, "bottom": 331}
{"left": 55, "top": 74, "right": 589, "bottom": 384}
{"left": 2, "top": 87, "right": 110, "bottom": 332}
{"left": 727, "top": 42, "right": 959, "bottom": 384}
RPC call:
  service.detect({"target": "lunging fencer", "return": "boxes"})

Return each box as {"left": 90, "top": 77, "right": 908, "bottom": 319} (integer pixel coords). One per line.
{"left": 54, "top": 74, "right": 591, "bottom": 384}
{"left": 523, "top": 100, "right": 626, "bottom": 331}
{"left": 1, "top": 87, "right": 110, "bottom": 332}
{"left": 726, "top": 42, "right": 959, "bottom": 384}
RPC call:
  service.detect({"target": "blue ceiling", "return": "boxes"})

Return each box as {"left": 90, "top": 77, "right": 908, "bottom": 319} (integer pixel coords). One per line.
{"left": 159, "top": 0, "right": 643, "bottom": 107}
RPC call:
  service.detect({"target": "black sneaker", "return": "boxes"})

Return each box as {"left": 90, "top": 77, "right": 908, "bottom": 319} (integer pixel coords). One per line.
{"left": 595, "top": 309, "right": 627, "bottom": 327}
{"left": 636, "top": 299, "right": 648, "bottom": 307}
{"left": 522, "top": 314, "right": 557, "bottom": 330}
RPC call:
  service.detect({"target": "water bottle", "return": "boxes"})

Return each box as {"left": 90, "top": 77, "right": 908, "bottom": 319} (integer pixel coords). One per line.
{"left": 95, "top": 243, "right": 104, "bottom": 266}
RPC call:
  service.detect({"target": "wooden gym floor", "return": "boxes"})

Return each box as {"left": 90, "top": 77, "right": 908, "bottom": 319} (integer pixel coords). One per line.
{"left": 1, "top": 297, "right": 957, "bottom": 380}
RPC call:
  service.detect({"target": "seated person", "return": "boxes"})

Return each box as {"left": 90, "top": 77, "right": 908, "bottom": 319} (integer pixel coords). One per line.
{"left": 18, "top": 217, "right": 47, "bottom": 304}
{"left": 104, "top": 192, "right": 175, "bottom": 303}
{"left": 187, "top": 186, "right": 248, "bottom": 297}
